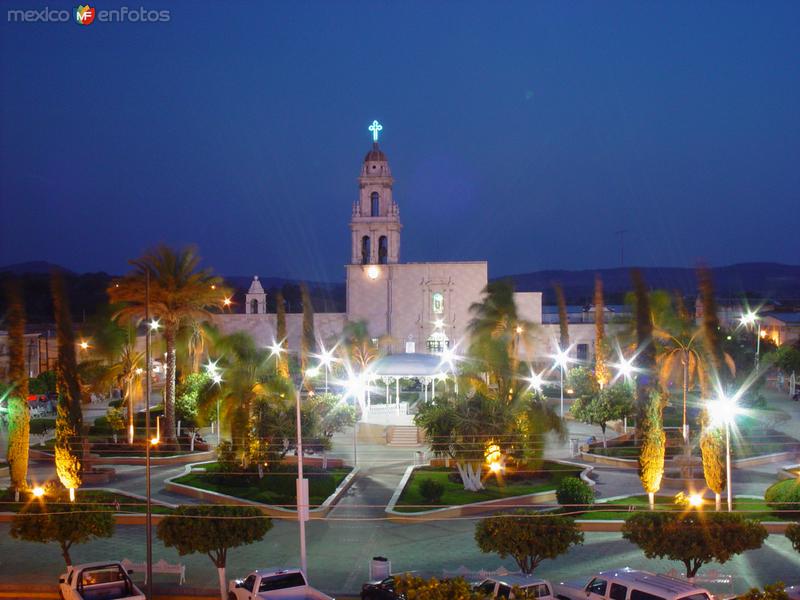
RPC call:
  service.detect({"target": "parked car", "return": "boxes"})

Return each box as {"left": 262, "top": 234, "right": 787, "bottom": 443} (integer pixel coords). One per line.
{"left": 228, "top": 568, "right": 334, "bottom": 600}
{"left": 58, "top": 562, "right": 144, "bottom": 600}
{"left": 361, "top": 576, "right": 402, "bottom": 600}
{"left": 553, "top": 568, "right": 713, "bottom": 600}
{"left": 474, "top": 575, "right": 555, "bottom": 599}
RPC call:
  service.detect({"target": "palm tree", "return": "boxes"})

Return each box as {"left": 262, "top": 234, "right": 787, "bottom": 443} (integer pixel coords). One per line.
{"left": 109, "top": 245, "right": 230, "bottom": 445}
{"left": 274, "top": 291, "right": 289, "bottom": 379}
{"left": 4, "top": 280, "right": 30, "bottom": 498}
{"left": 467, "top": 280, "right": 533, "bottom": 403}
{"left": 553, "top": 283, "right": 569, "bottom": 351}
{"left": 340, "top": 320, "right": 384, "bottom": 372}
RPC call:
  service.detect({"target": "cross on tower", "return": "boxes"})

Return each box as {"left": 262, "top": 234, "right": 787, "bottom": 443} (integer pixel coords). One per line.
{"left": 369, "top": 119, "right": 383, "bottom": 143}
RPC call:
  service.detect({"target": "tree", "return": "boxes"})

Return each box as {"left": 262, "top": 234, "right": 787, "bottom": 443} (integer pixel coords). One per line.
{"left": 553, "top": 283, "right": 569, "bottom": 350}
{"left": 766, "top": 346, "right": 800, "bottom": 377}
{"left": 467, "top": 280, "right": 533, "bottom": 403}
{"left": 5, "top": 280, "right": 30, "bottom": 498}
{"left": 700, "top": 424, "right": 727, "bottom": 510}
{"left": 475, "top": 512, "right": 583, "bottom": 574}
{"left": 786, "top": 522, "right": 800, "bottom": 553}
{"left": 738, "top": 584, "right": 791, "bottom": 600}
{"left": 300, "top": 283, "right": 316, "bottom": 375}
{"left": 109, "top": 245, "right": 229, "bottom": 445}
{"left": 51, "top": 271, "right": 83, "bottom": 496}
{"left": 594, "top": 275, "right": 610, "bottom": 388}
{"left": 622, "top": 511, "right": 767, "bottom": 577}
{"left": 392, "top": 574, "right": 483, "bottom": 600}
{"left": 105, "top": 406, "right": 126, "bottom": 443}
{"left": 274, "top": 291, "right": 289, "bottom": 379}
{"left": 10, "top": 492, "right": 115, "bottom": 566}
{"left": 638, "top": 390, "right": 666, "bottom": 509}
{"left": 157, "top": 505, "right": 272, "bottom": 600}
{"left": 570, "top": 381, "right": 635, "bottom": 447}
{"left": 415, "top": 392, "right": 512, "bottom": 491}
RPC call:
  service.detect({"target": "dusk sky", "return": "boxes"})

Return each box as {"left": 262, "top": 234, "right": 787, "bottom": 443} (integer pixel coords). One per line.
{"left": 1, "top": 1, "right": 798, "bottom": 282}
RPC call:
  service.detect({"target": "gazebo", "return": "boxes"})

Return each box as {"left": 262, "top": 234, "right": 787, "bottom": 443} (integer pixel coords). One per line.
{"left": 361, "top": 353, "right": 451, "bottom": 424}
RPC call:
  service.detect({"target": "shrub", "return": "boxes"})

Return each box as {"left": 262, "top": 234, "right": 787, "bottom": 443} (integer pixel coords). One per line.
{"left": 419, "top": 478, "right": 445, "bottom": 504}
{"left": 786, "top": 522, "right": 800, "bottom": 553}
{"left": 765, "top": 479, "right": 800, "bottom": 514}
{"left": 29, "top": 418, "right": 56, "bottom": 436}
{"left": 738, "top": 583, "right": 790, "bottom": 600}
{"left": 556, "top": 477, "right": 594, "bottom": 509}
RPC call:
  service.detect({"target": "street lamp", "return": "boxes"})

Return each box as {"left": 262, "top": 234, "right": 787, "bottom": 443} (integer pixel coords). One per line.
{"left": 707, "top": 394, "right": 739, "bottom": 512}
{"left": 525, "top": 368, "right": 545, "bottom": 394}
{"left": 554, "top": 348, "right": 570, "bottom": 418}
{"left": 317, "top": 346, "right": 336, "bottom": 393}
{"left": 205, "top": 360, "right": 223, "bottom": 443}
{"left": 740, "top": 310, "right": 761, "bottom": 371}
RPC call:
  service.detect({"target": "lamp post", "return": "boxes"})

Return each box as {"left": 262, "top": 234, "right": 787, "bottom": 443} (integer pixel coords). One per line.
{"left": 740, "top": 310, "right": 761, "bottom": 372}
{"left": 144, "top": 269, "right": 154, "bottom": 600}
{"left": 295, "top": 375, "right": 309, "bottom": 576}
{"left": 708, "top": 394, "right": 738, "bottom": 512}
{"left": 555, "top": 348, "right": 569, "bottom": 418}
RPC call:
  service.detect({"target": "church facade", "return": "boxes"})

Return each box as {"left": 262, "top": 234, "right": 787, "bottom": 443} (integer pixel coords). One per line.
{"left": 215, "top": 123, "right": 599, "bottom": 365}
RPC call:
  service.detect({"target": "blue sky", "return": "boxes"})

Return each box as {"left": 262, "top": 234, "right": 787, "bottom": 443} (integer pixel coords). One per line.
{"left": 1, "top": 1, "right": 798, "bottom": 280}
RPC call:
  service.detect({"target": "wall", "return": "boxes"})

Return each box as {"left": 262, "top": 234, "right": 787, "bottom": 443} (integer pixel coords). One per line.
{"left": 346, "top": 261, "right": 488, "bottom": 353}
{"left": 213, "top": 312, "right": 347, "bottom": 352}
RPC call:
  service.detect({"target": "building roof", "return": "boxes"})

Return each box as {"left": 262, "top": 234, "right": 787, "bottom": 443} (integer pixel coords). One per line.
{"left": 364, "top": 142, "right": 387, "bottom": 163}
{"left": 247, "top": 276, "right": 265, "bottom": 295}
{"left": 370, "top": 352, "right": 445, "bottom": 377}
{"left": 764, "top": 312, "right": 800, "bottom": 324}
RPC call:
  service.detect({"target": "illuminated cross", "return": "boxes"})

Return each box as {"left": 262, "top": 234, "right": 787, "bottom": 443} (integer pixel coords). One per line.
{"left": 369, "top": 120, "right": 383, "bottom": 142}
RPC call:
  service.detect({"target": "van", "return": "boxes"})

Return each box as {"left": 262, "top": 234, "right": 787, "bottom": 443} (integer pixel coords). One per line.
{"left": 553, "top": 568, "right": 714, "bottom": 600}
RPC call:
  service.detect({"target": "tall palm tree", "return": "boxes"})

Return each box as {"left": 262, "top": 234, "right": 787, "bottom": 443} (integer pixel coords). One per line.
{"left": 553, "top": 283, "right": 569, "bottom": 351}
{"left": 4, "top": 280, "right": 30, "bottom": 498}
{"left": 109, "top": 245, "right": 230, "bottom": 444}
{"left": 340, "top": 320, "right": 384, "bottom": 372}
{"left": 467, "top": 280, "right": 533, "bottom": 403}
{"left": 274, "top": 291, "right": 289, "bottom": 379}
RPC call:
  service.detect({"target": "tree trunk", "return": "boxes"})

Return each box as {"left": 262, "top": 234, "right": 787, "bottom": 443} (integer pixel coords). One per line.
{"left": 60, "top": 542, "right": 72, "bottom": 566}
{"left": 163, "top": 326, "right": 177, "bottom": 444}
{"left": 715, "top": 492, "right": 721, "bottom": 511}
{"left": 127, "top": 377, "right": 135, "bottom": 445}
{"left": 601, "top": 424, "right": 607, "bottom": 448}
{"left": 648, "top": 491, "right": 655, "bottom": 510}
{"left": 456, "top": 462, "right": 485, "bottom": 491}
{"left": 217, "top": 567, "right": 226, "bottom": 600}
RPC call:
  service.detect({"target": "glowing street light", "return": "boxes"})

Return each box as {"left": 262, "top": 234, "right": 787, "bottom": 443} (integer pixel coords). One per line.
{"left": 148, "top": 318, "right": 161, "bottom": 332}
{"left": 553, "top": 347, "right": 570, "bottom": 418}
{"left": 525, "top": 369, "right": 545, "bottom": 393}
{"left": 32, "top": 486, "right": 45, "bottom": 498}
{"left": 315, "top": 345, "right": 337, "bottom": 392}
{"left": 79, "top": 340, "right": 90, "bottom": 351}
{"left": 305, "top": 366, "right": 320, "bottom": 378}
{"left": 739, "top": 309, "right": 762, "bottom": 371}
{"left": 269, "top": 339, "right": 285, "bottom": 358}
{"left": 707, "top": 394, "right": 740, "bottom": 512}
{"left": 617, "top": 356, "right": 635, "bottom": 381}
{"left": 222, "top": 296, "right": 232, "bottom": 308}
{"left": 688, "top": 493, "right": 704, "bottom": 508}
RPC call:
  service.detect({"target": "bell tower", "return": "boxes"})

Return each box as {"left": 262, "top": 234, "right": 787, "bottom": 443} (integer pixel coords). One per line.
{"left": 350, "top": 120, "right": 402, "bottom": 265}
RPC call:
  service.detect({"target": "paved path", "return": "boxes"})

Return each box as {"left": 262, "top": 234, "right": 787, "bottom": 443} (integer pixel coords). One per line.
{"left": 3, "top": 404, "right": 800, "bottom": 593}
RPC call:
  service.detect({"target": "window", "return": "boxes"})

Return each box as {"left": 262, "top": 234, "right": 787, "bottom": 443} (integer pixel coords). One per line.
{"left": 577, "top": 343, "right": 588, "bottom": 361}
{"left": 497, "top": 584, "right": 512, "bottom": 599}
{"left": 432, "top": 292, "right": 444, "bottom": 314}
{"left": 680, "top": 594, "right": 711, "bottom": 600}
{"left": 378, "top": 235, "right": 388, "bottom": 264}
{"left": 242, "top": 575, "right": 256, "bottom": 592}
{"left": 476, "top": 581, "right": 496, "bottom": 594}
{"left": 587, "top": 578, "right": 608, "bottom": 597}
{"left": 426, "top": 331, "right": 449, "bottom": 353}
{"left": 258, "top": 573, "right": 307, "bottom": 592}
{"left": 361, "top": 235, "right": 371, "bottom": 264}
{"left": 371, "top": 191, "right": 380, "bottom": 216}
{"left": 630, "top": 591, "right": 665, "bottom": 600}
{"left": 610, "top": 584, "right": 628, "bottom": 600}
{"left": 528, "top": 584, "right": 552, "bottom": 598}
{"left": 250, "top": 299, "right": 259, "bottom": 314}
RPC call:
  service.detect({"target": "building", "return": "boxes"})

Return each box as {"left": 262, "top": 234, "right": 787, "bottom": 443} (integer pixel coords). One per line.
{"left": 216, "top": 123, "right": 622, "bottom": 367}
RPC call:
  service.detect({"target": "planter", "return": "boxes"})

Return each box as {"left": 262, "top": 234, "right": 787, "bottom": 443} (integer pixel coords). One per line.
{"left": 385, "top": 460, "right": 594, "bottom": 522}
{"left": 163, "top": 461, "right": 358, "bottom": 519}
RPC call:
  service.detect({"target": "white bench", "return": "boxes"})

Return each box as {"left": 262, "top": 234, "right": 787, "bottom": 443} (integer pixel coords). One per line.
{"left": 120, "top": 559, "right": 185, "bottom": 585}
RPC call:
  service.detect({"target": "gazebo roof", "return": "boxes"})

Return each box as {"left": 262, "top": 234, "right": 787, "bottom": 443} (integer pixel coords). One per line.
{"left": 370, "top": 353, "right": 445, "bottom": 377}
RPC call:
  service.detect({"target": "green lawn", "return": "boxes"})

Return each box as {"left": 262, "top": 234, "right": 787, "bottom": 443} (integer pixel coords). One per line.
{"left": 172, "top": 463, "right": 351, "bottom": 508}
{"left": 571, "top": 494, "right": 793, "bottom": 522}
{"left": 394, "top": 461, "right": 582, "bottom": 513}
{"left": 0, "top": 488, "right": 173, "bottom": 514}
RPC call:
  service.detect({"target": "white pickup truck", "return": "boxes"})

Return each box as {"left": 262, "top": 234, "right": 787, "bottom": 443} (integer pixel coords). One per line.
{"left": 228, "top": 569, "right": 335, "bottom": 600}
{"left": 58, "top": 562, "right": 145, "bottom": 600}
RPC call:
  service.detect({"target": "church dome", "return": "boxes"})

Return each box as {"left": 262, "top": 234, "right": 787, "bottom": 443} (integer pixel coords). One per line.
{"left": 364, "top": 142, "right": 387, "bottom": 163}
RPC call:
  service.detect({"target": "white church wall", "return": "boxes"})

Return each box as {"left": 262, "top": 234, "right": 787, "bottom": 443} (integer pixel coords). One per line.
{"left": 514, "top": 292, "right": 543, "bottom": 325}
{"left": 212, "top": 312, "right": 347, "bottom": 353}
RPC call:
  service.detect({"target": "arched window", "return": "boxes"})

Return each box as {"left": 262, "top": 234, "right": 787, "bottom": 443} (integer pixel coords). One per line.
{"left": 361, "top": 235, "right": 371, "bottom": 264}
{"left": 370, "top": 192, "right": 380, "bottom": 217}
{"left": 250, "top": 299, "right": 259, "bottom": 314}
{"left": 378, "top": 236, "right": 388, "bottom": 264}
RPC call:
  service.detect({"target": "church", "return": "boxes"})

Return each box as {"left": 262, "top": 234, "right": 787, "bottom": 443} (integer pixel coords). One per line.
{"left": 215, "top": 122, "right": 597, "bottom": 366}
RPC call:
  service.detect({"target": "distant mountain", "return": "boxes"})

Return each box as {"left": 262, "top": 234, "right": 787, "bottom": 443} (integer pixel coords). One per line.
{"left": 500, "top": 262, "right": 800, "bottom": 304}
{"left": 0, "top": 261, "right": 75, "bottom": 275}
